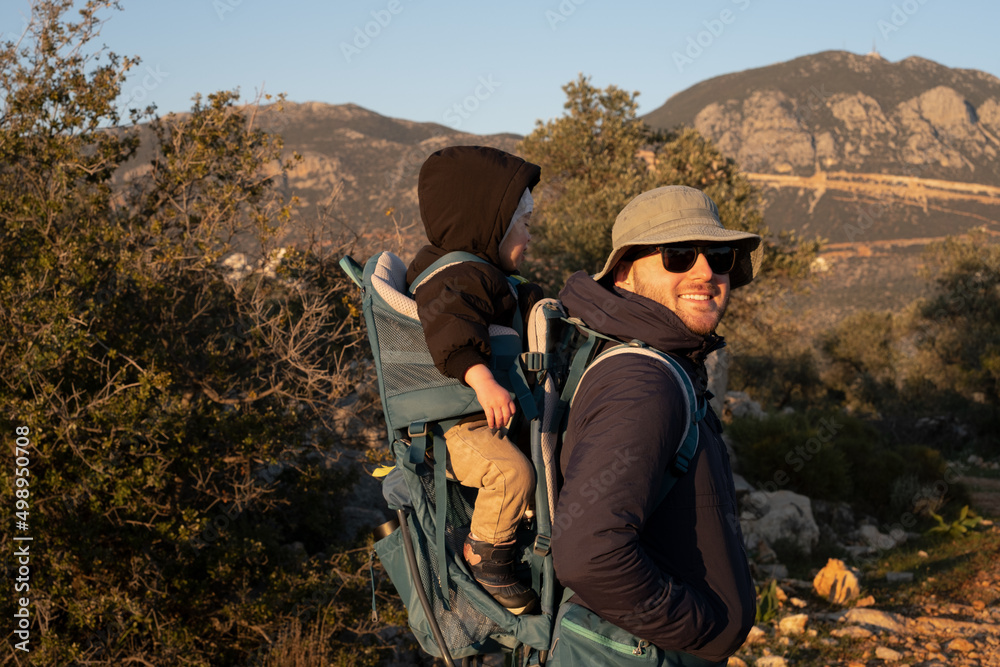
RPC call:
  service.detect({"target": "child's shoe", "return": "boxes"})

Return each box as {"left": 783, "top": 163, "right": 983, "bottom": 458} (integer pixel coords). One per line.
{"left": 463, "top": 535, "right": 538, "bottom": 615}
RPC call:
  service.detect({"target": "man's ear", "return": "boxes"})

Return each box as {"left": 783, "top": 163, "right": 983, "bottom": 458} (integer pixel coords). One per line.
{"left": 613, "top": 261, "right": 634, "bottom": 291}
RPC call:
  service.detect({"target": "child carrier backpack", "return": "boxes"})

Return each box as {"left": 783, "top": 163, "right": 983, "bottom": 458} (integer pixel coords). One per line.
{"left": 340, "top": 253, "right": 707, "bottom": 666}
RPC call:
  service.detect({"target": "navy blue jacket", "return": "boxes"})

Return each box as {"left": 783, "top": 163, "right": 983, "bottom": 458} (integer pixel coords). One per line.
{"left": 551, "top": 271, "right": 756, "bottom": 663}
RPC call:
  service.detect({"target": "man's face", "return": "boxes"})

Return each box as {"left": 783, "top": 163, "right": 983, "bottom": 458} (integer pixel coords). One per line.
{"left": 615, "top": 245, "right": 731, "bottom": 336}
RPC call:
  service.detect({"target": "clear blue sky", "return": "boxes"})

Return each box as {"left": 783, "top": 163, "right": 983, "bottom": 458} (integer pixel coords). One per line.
{"left": 3, "top": 1, "right": 998, "bottom": 136}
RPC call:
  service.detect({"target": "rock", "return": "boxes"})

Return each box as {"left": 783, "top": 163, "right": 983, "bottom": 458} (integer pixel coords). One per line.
{"left": 731, "top": 473, "right": 755, "bottom": 496}
{"left": 811, "top": 499, "right": 856, "bottom": 545}
{"left": 855, "top": 595, "right": 876, "bottom": 607}
{"left": 859, "top": 524, "right": 898, "bottom": 550}
{"left": 844, "top": 544, "right": 875, "bottom": 559}
{"left": 973, "top": 600, "right": 986, "bottom": 611}
{"left": 875, "top": 646, "right": 903, "bottom": 662}
{"left": 756, "top": 539, "right": 778, "bottom": 563}
{"left": 813, "top": 558, "right": 861, "bottom": 605}
{"left": 745, "top": 625, "right": 768, "bottom": 645}
{"left": 789, "top": 597, "right": 807, "bottom": 609}
{"left": 947, "top": 638, "right": 976, "bottom": 653}
{"left": 910, "top": 615, "right": 995, "bottom": 635}
{"left": 754, "top": 657, "right": 788, "bottom": 667}
{"left": 886, "top": 571, "right": 914, "bottom": 584}
{"left": 705, "top": 346, "right": 729, "bottom": 418}
{"left": 726, "top": 657, "right": 748, "bottom": 667}
{"left": 725, "top": 390, "right": 765, "bottom": 420}
{"left": 742, "top": 490, "right": 820, "bottom": 554}
{"left": 779, "top": 613, "right": 809, "bottom": 636}
{"left": 831, "top": 626, "right": 873, "bottom": 639}
{"left": 757, "top": 564, "right": 789, "bottom": 580}
{"left": 842, "top": 608, "right": 906, "bottom": 633}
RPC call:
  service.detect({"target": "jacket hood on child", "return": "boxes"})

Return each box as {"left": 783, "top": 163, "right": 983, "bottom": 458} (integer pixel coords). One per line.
{"left": 416, "top": 146, "right": 541, "bottom": 268}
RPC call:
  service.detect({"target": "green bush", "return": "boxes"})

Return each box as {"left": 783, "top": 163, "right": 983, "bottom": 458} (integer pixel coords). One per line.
{"left": 729, "top": 411, "right": 852, "bottom": 502}
{"left": 0, "top": 3, "right": 401, "bottom": 664}
{"left": 730, "top": 410, "right": 955, "bottom": 521}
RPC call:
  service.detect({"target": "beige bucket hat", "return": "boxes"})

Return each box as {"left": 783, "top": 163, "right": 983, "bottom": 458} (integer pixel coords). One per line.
{"left": 593, "top": 185, "right": 763, "bottom": 289}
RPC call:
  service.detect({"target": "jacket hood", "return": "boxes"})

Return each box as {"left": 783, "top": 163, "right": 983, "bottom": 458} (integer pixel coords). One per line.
{"left": 417, "top": 146, "right": 541, "bottom": 266}
{"left": 559, "top": 271, "right": 724, "bottom": 366}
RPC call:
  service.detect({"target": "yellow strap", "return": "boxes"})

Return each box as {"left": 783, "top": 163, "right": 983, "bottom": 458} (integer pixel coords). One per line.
{"left": 371, "top": 465, "right": 395, "bottom": 478}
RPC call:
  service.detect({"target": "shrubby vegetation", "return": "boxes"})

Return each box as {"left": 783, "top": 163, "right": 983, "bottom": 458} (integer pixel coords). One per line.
{"left": 728, "top": 409, "right": 955, "bottom": 521}
{"left": 1, "top": 4, "right": 994, "bottom": 664}
{"left": 729, "top": 232, "right": 998, "bottom": 528}
{"left": 0, "top": 2, "right": 402, "bottom": 664}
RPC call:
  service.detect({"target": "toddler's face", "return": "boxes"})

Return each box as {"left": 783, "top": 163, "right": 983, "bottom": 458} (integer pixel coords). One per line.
{"left": 498, "top": 213, "right": 531, "bottom": 272}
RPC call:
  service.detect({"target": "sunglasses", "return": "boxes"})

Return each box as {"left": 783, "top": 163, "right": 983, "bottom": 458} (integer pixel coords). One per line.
{"left": 630, "top": 243, "right": 737, "bottom": 275}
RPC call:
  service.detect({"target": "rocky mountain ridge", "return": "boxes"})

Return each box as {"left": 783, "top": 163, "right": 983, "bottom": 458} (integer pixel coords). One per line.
{"left": 168, "top": 51, "right": 1000, "bottom": 321}
{"left": 255, "top": 102, "right": 518, "bottom": 250}
{"left": 643, "top": 50, "right": 1000, "bottom": 246}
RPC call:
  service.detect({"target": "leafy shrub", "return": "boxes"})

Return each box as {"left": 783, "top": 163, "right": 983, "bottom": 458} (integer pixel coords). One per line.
{"left": 729, "top": 411, "right": 852, "bottom": 503}
{"left": 0, "top": 3, "right": 402, "bottom": 664}
{"left": 730, "top": 410, "right": 956, "bottom": 521}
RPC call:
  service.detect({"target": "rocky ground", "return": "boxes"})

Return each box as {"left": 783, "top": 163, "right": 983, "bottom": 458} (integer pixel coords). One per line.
{"left": 730, "top": 500, "right": 1000, "bottom": 667}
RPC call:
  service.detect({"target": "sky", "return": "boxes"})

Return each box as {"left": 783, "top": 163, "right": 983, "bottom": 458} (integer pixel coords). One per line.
{"left": 3, "top": 1, "right": 999, "bottom": 137}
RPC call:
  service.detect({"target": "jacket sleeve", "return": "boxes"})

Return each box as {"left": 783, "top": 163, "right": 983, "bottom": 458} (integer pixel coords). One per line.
{"left": 551, "top": 354, "right": 729, "bottom": 655}
{"left": 412, "top": 263, "right": 515, "bottom": 381}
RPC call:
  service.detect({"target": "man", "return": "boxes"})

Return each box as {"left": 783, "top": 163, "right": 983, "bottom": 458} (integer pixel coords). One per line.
{"left": 550, "top": 185, "right": 760, "bottom": 665}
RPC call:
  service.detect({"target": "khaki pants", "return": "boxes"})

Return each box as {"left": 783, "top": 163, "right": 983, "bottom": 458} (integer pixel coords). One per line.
{"left": 444, "top": 419, "right": 535, "bottom": 544}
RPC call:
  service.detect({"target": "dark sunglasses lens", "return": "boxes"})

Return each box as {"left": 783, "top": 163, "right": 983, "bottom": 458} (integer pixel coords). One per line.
{"left": 662, "top": 247, "right": 697, "bottom": 272}
{"left": 703, "top": 246, "right": 736, "bottom": 274}
{"left": 661, "top": 245, "right": 735, "bottom": 274}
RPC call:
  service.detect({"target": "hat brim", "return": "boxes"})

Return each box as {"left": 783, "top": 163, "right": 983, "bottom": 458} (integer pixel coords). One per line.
{"left": 593, "top": 225, "right": 763, "bottom": 289}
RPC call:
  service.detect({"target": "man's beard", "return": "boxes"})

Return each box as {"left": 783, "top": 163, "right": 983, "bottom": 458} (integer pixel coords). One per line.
{"left": 632, "top": 272, "right": 729, "bottom": 337}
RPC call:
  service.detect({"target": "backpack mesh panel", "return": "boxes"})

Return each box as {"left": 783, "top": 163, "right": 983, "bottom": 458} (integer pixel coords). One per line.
{"left": 373, "top": 306, "right": 456, "bottom": 398}
{"left": 418, "top": 474, "right": 503, "bottom": 650}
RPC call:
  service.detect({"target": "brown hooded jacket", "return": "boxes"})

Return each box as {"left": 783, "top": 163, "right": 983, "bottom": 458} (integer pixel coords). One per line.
{"left": 405, "top": 146, "right": 542, "bottom": 381}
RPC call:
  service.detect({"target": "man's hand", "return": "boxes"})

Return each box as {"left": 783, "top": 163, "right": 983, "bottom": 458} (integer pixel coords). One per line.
{"left": 464, "top": 364, "right": 515, "bottom": 429}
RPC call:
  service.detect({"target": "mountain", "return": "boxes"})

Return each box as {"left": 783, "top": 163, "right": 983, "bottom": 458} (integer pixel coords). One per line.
{"left": 642, "top": 50, "right": 1000, "bottom": 326}
{"left": 129, "top": 53, "right": 998, "bottom": 322}
{"left": 255, "top": 102, "right": 519, "bottom": 247}
{"left": 643, "top": 50, "right": 1000, "bottom": 247}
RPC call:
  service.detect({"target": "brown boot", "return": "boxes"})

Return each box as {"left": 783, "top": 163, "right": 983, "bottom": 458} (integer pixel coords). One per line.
{"left": 463, "top": 535, "right": 538, "bottom": 615}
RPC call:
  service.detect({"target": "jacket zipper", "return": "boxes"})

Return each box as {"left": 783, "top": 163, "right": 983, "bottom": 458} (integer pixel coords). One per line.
{"left": 562, "top": 618, "right": 650, "bottom": 656}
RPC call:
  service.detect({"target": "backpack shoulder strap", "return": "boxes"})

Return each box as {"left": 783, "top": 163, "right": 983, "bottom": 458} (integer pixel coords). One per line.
{"left": 573, "top": 342, "right": 707, "bottom": 505}
{"left": 408, "top": 250, "right": 492, "bottom": 295}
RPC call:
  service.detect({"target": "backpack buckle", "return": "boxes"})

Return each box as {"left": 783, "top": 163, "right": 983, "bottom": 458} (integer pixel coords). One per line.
{"left": 533, "top": 534, "right": 551, "bottom": 557}
{"left": 408, "top": 421, "right": 429, "bottom": 438}
{"left": 520, "top": 351, "right": 546, "bottom": 372}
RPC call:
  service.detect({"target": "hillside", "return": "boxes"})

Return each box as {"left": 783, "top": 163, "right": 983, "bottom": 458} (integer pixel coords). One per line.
{"left": 118, "top": 53, "right": 999, "bottom": 318}
{"left": 642, "top": 51, "right": 1000, "bottom": 324}
{"left": 256, "top": 102, "right": 519, "bottom": 248}
{"left": 643, "top": 50, "right": 1000, "bottom": 243}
